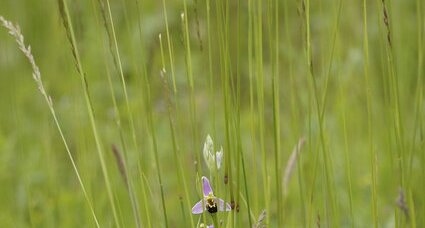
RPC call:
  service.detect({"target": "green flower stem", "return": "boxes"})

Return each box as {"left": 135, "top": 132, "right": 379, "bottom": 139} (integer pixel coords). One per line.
{"left": 211, "top": 213, "right": 219, "bottom": 228}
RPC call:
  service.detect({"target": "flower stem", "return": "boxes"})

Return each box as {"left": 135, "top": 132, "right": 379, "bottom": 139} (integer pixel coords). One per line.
{"left": 211, "top": 214, "right": 219, "bottom": 228}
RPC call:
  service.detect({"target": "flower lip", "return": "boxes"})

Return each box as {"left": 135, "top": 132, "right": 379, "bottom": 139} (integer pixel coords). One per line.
{"left": 206, "top": 203, "right": 218, "bottom": 213}
{"left": 205, "top": 193, "right": 218, "bottom": 213}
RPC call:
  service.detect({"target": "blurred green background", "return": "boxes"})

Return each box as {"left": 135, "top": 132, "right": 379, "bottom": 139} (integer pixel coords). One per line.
{"left": 0, "top": 0, "right": 424, "bottom": 227}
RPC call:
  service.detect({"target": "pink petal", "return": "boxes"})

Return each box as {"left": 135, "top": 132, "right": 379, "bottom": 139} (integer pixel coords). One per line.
{"left": 191, "top": 199, "right": 205, "bottom": 214}
{"left": 202, "top": 176, "right": 213, "bottom": 196}
{"left": 217, "top": 198, "right": 232, "bottom": 211}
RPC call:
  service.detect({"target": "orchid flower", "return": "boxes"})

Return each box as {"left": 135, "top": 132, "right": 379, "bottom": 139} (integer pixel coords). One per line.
{"left": 203, "top": 135, "right": 223, "bottom": 171}
{"left": 192, "top": 176, "right": 231, "bottom": 214}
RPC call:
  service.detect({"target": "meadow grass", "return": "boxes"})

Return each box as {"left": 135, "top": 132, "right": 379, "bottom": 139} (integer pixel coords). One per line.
{"left": 0, "top": 0, "right": 424, "bottom": 227}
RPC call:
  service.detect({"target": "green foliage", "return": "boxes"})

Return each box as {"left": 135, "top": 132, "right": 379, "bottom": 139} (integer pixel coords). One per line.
{"left": 0, "top": 0, "right": 424, "bottom": 227}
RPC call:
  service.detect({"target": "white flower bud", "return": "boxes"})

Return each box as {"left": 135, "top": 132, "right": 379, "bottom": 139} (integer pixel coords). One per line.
{"left": 203, "top": 134, "right": 223, "bottom": 171}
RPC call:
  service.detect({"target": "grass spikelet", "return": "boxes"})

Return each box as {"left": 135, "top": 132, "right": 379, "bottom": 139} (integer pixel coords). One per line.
{"left": 111, "top": 144, "right": 141, "bottom": 228}
{"left": 381, "top": 0, "right": 392, "bottom": 48}
{"left": 253, "top": 209, "right": 266, "bottom": 228}
{"left": 283, "top": 137, "right": 306, "bottom": 195}
{"left": 0, "top": 15, "right": 100, "bottom": 227}
{"left": 396, "top": 188, "right": 409, "bottom": 221}
{"left": 112, "top": 144, "right": 128, "bottom": 186}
